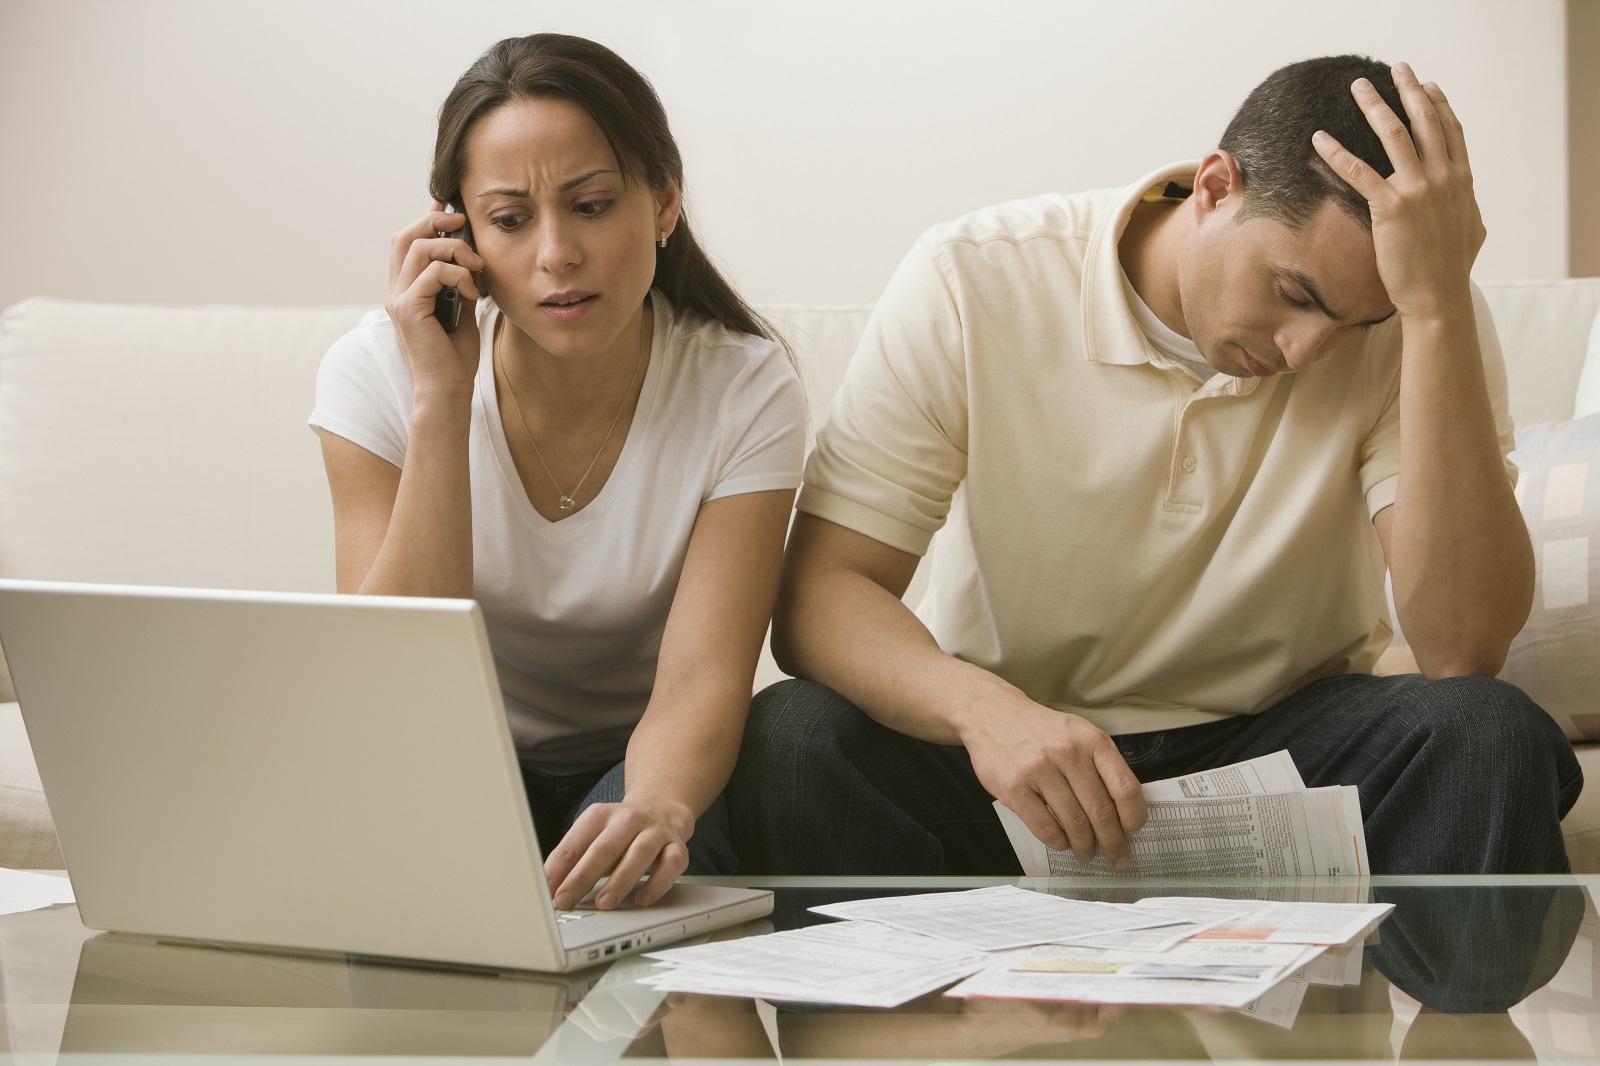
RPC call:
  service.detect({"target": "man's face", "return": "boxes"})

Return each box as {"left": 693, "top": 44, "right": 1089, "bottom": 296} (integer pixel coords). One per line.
{"left": 1179, "top": 198, "right": 1396, "bottom": 378}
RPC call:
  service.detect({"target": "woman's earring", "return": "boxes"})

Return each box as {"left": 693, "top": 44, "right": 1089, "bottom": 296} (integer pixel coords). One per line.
{"left": 658, "top": 230, "right": 668, "bottom": 249}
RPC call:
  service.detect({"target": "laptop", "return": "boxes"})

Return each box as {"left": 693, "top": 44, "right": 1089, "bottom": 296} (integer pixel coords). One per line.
{"left": 0, "top": 579, "right": 772, "bottom": 972}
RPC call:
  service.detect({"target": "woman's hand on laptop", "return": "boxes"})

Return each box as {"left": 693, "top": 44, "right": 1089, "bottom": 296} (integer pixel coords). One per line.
{"left": 546, "top": 798, "right": 697, "bottom": 909}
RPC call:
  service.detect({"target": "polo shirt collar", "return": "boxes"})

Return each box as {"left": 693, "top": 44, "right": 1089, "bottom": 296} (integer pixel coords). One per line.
{"left": 1081, "top": 162, "right": 1266, "bottom": 398}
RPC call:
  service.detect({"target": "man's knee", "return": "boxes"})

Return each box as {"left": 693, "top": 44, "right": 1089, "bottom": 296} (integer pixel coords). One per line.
{"left": 1393, "top": 676, "right": 1577, "bottom": 790}
{"left": 742, "top": 678, "right": 871, "bottom": 773}
{"left": 1398, "top": 675, "right": 1563, "bottom": 744}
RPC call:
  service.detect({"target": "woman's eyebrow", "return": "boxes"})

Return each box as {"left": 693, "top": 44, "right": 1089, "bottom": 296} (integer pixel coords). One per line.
{"left": 559, "top": 168, "right": 617, "bottom": 191}
{"left": 474, "top": 169, "right": 619, "bottom": 200}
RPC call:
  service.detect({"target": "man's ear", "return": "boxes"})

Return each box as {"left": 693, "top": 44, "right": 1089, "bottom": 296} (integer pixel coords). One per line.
{"left": 654, "top": 177, "right": 683, "bottom": 241}
{"left": 1191, "top": 149, "right": 1245, "bottom": 221}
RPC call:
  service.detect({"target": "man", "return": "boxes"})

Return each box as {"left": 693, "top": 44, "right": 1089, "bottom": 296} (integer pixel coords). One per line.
{"left": 729, "top": 55, "right": 1581, "bottom": 875}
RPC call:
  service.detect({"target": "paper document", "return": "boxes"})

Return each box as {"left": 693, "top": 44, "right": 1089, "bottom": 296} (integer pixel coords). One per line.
{"left": 948, "top": 943, "right": 1324, "bottom": 1008}
{"left": 642, "top": 920, "right": 994, "bottom": 1007}
{"left": 808, "top": 885, "right": 1176, "bottom": 953}
{"left": 1232, "top": 942, "right": 1364, "bottom": 1027}
{"left": 996, "top": 752, "right": 1369, "bottom": 877}
{"left": 0, "top": 867, "right": 74, "bottom": 916}
{"left": 1008, "top": 940, "right": 1317, "bottom": 983}
{"left": 1234, "top": 976, "right": 1310, "bottom": 1027}
{"left": 1142, "top": 750, "right": 1305, "bottom": 801}
{"left": 1177, "top": 901, "right": 1394, "bottom": 945}
{"left": 1054, "top": 916, "right": 1235, "bottom": 952}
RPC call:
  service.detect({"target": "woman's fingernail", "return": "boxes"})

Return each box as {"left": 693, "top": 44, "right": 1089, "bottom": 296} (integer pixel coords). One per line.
{"left": 554, "top": 893, "right": 570, "bottom": 909}
{"left": 598, "top": 893, "right": 615, "bottom": 910}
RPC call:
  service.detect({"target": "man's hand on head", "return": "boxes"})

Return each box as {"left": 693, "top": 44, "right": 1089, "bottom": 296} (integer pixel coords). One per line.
{"left": 1311, "top": 62, "right": 1485, "bottom": 323}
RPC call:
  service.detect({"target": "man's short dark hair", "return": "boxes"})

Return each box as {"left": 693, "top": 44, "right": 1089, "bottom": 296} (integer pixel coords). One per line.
{"left": 1219, "top": 54, "right": 1409, "bottom": 231}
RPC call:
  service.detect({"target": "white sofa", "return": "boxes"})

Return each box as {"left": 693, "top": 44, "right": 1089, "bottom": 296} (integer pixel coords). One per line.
{"left": 2, "top": 286, "right": 1598, "bottom": 870}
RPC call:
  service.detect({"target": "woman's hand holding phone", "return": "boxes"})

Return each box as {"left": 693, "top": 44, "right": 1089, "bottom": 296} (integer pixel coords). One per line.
{"left": 385, "top": 201, "right": 485, "bottom": 398}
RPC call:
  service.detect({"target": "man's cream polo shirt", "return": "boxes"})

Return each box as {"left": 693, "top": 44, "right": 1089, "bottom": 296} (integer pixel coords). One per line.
{"left": 798, "top": 163, "right": 1517, "bottom": 735}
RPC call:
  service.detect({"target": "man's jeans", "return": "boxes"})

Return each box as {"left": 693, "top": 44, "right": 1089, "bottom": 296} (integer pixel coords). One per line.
{"left": 728, "top": 674, "right": 1582, "bottom": 875}
{"left": 521, "top": 761, "right": 737, "bottom": 875}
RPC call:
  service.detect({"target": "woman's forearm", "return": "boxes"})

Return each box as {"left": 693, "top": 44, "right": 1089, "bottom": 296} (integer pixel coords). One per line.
{"left": 621, "top": 680, "right": 751, "bottom": 832}
{"left": 359, "top": 388, "right": 476, "bottom": 598}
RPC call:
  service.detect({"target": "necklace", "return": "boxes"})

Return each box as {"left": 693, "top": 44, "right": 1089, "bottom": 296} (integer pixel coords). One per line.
{"left": 497, "top": 311, "right": 649, "bottom": 512}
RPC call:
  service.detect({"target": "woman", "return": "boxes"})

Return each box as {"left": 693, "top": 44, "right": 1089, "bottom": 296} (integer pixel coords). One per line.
{"left": 309, "top": 33, "right": 804, "bottom": 911}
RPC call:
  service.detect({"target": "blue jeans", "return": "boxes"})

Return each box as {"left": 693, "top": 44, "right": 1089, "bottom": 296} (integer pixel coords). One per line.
{"left": 520, "top": 760, "right": 737, "bottom": 874}
{"left": 728, "top": 674, "right": 1582, "bottom": 875}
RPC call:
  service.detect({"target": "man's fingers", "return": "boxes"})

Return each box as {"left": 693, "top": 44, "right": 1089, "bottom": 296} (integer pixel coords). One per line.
{"left": 1058, "top": 757, "right": 1134, "bottom": 871}
{"left": 1092, "top": 743, "right": 1148, "bottom": 833}
{"left": 1036, "top": 778, "right": 1100, "bottom": 864}
{"left": 1312, "top": 130, "right": 1389, "bottom": 203}
{"left": 1349, "top": 76, "right": 1419, "bottom": 173}
{"left": 1012, "top": 791, "right": 1070, "bottom": 852}
{"left": 1422, "top": 81, "right": 1471, "bottom": 168}
{"left": 1389, "top": 62, "right": 1447, "bottom": 167}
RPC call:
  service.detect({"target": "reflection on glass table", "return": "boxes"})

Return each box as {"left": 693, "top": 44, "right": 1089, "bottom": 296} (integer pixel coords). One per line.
{"left": 0, "top": 875, "right": 1595, "bottom": 1063}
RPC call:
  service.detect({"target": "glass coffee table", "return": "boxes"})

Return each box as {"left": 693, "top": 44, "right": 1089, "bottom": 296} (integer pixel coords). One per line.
{"left": 1, "top": 874, "right": 1595, "bottom": 1063}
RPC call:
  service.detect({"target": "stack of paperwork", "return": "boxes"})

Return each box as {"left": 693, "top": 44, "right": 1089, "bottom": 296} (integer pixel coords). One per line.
{"left": 641, "top": 753, "right": 1389, "bottom": 1012}
{"left": 642, "top": 883, "right": 1389, "bottom": 1010}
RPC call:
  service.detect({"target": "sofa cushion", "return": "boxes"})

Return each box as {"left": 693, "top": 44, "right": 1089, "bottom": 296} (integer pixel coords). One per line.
{"left": 0, "top": 702, "right": 61, "bottom": 868}
{"left": 0, "top": 299, "right": 372, "bottom": 701}
{"left": 1478, "top": 279, "right": 1600, "bottom": 426}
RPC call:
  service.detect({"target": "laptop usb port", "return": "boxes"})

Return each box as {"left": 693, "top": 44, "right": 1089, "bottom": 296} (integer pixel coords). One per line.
{"left": 604, "top": 945, "right": 615, "bottom": 956}
{"left": 587, "top": 949, "right": 599, "bottom": 961}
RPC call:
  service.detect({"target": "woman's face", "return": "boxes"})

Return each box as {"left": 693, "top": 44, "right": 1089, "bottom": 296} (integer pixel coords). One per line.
{"left": 459, "top": 96, "right": 680, "bottom": 360}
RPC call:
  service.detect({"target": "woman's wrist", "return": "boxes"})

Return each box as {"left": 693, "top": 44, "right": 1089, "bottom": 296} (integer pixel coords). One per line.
{"left": 621, "top": 791, "right": 697, "bottom": 840}
{"left": 408, "top": 386, "right": 474, "bottom": 435}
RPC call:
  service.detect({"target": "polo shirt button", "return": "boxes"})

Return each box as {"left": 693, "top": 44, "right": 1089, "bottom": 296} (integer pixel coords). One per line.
{"left": 1182, "top": 455, "right": 1198, "bottom": 473}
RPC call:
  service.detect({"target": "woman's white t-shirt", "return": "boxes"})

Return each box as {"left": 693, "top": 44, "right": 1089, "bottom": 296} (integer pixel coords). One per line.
{"left": 309, "top": 292, "right": 806, "bottom": 774}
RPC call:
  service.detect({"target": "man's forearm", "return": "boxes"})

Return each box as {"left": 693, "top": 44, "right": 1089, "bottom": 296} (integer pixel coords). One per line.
{"left": 1388, "top": 309, "right": 1534, "bottom": 676}
{"left": 774, "top": 562, "right": 1022, "bottom": 746}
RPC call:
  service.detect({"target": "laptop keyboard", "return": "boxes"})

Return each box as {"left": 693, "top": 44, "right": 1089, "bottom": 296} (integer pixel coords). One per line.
{"left": 555, "top": 910, "right": 593, "bottom": 925}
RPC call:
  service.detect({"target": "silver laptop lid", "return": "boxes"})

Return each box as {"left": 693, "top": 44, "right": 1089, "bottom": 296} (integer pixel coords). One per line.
{"left": 0, "top": 580, "right": 568, "bottom": 972}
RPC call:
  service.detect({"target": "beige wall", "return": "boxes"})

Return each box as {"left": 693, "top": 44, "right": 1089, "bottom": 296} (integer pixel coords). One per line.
{"left": 1571, "top": 0, "right": 1600, "bottom": 276}
{"left": 0, "top": 0, "right": 1573, "bottom": 314}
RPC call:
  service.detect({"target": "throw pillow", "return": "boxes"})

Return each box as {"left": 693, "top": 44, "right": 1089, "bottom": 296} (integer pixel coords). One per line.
{"left": 1576, "top": 310, "right": 1600, "bottom": 418}
{"left": 1385, "top": 413, "right": 1600, "bottom": 740}
{"left": 1502, "top": 413, "right": 1600, "bottom": 740}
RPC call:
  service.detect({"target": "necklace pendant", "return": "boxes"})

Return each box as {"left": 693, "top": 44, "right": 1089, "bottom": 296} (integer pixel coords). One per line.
{"left": 558, "top": 495, "right": 577, "bottom": 511}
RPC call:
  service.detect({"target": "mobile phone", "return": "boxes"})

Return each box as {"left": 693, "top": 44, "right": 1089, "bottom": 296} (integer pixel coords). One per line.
{"left": 433, "top": 201, "right": 475, "bottom": 333}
